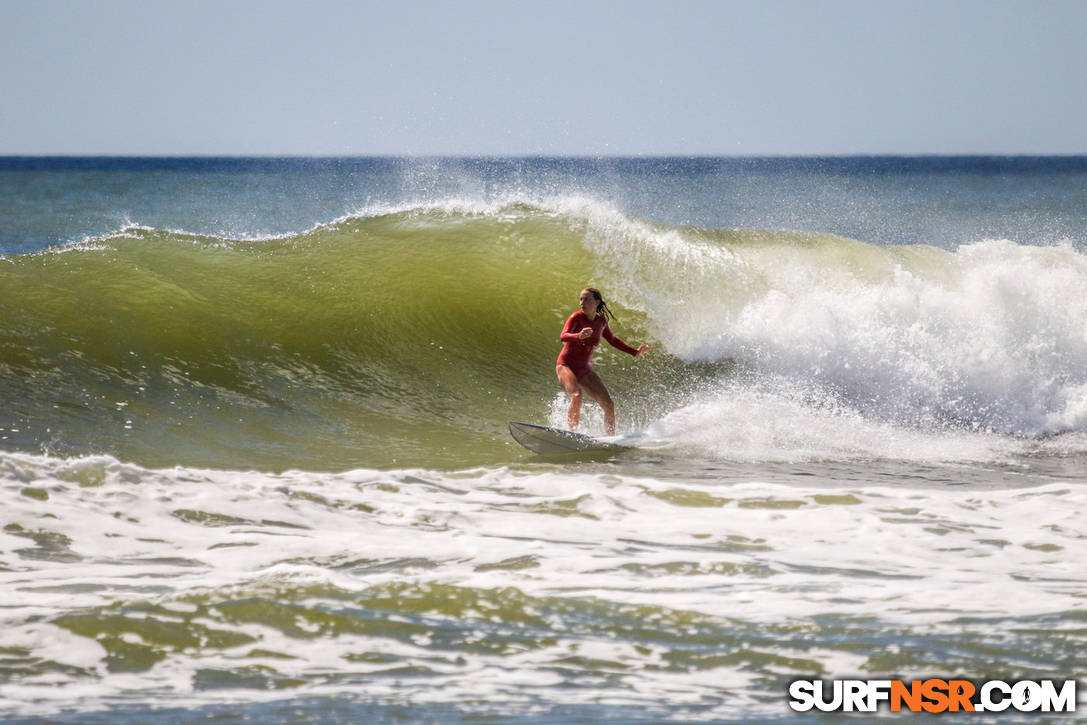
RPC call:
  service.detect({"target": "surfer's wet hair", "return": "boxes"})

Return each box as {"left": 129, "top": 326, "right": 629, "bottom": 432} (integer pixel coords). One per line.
{"left": 585, "top": 287, "right": 618, "bottom": 323}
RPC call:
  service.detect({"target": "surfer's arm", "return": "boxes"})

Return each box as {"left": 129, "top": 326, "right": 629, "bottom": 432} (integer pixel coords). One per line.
{"left": 559, "top": 314, "right": 590, "bottom": 342}
{"left": 602, "top": 325, "right": 643, "bottom": 357}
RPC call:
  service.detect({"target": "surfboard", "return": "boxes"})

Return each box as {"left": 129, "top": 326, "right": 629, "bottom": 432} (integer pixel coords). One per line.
{"left": 508, "top": 421, "right": 627, "bottom": 454}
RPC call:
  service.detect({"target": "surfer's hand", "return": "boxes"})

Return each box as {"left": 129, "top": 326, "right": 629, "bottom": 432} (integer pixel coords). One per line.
{"left": 578, "top": 327, "right": 594, "bottom": 340}
{"left": 636, "top": 344, "right": 651, "bottom": 357}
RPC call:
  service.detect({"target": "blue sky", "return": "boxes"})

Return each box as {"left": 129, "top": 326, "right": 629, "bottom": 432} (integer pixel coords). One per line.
{"left": 2, "top": 0, "right": 1085, "bottom": 155}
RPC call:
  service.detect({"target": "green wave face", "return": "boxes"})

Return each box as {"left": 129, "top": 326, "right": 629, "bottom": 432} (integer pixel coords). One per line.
{"left": 1, "top": 205, "right": 658, "bottom": 470}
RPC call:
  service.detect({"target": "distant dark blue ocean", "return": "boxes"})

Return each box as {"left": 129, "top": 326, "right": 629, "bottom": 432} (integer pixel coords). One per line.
{"left": 4, "top": 156, "right": 1087, "bottom": 255}
{"left": 1, "top": 157, "right": 1085, "bottom": 723}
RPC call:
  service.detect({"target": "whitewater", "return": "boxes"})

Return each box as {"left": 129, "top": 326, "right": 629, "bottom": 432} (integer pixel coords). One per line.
{"left": 1, "top": 156, "right": 1085, "bottom": 723}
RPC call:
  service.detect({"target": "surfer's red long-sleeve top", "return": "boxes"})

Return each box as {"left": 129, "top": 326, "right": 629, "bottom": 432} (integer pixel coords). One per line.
{"left": 556, "top": 311, "right": 640, "bottom": 379}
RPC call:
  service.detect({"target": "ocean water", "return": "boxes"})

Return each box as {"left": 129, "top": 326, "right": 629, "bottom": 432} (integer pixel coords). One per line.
{"left": 1, "top": 157, "right": 1085, "bottom": 723}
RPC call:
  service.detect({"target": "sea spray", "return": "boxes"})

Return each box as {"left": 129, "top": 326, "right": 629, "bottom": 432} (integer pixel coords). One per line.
{"left": 579, "top": 211, "right": 1087, "bottom": 436}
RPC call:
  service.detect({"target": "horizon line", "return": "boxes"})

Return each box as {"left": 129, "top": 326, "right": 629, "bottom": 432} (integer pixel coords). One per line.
{"left": 3, "top": 152, "right": 1087, "bottom": 160}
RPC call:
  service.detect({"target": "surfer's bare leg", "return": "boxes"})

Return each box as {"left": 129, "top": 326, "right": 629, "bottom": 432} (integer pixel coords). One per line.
{"left": 556, "top": 365, "right": 583, "bottom": 430}
{"left": 578, "top": 371, "right": 616, "bottom": 436}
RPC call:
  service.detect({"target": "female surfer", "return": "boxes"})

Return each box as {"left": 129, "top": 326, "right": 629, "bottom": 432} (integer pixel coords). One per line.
{"left": 557, "top": 287, "right": 650, "bottom": 435}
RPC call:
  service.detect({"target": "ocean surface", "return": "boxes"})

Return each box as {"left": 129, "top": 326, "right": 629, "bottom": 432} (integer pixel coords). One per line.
{"left": 1, "top": 156, "right": 1085, "bottom": 723}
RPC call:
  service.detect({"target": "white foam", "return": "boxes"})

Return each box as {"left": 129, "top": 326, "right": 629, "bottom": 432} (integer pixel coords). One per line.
{"left": 574, "top": 214, "right": 1087, "bottom": 439}
{"left": 2, "top": 452, "right": 1084, "bottom": 717}
{"left": 643, "top": 378, "right": 1018, "bottom": 464}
